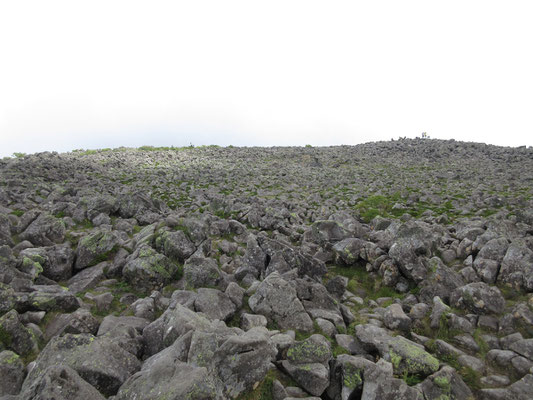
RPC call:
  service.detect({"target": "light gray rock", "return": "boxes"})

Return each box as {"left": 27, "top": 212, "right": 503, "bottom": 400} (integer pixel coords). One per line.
{"left": 450, "top": 282, "right": 505, "bottom": 315}
{"left": 248, "top": 272, "right": 313, "bottom": 332}
{"left": 183, "top": 256, "right": 222, "bottom": 289}
{"left": 19, "top": 365, "right": 105, "bottom": 400}
{"left": 240, "top": 313, "right": 267, "bottom": 331}
{"left": 21, "top": 333, "right": 140, "bottom": 397}
{"left": 419, "top": 365, "right": 473, "bottom": 400}
{"left": 383, "top": 303, "right": 412, "bottom": 332}
{"left": 194, "top": 288, "right": 237, "bottom": 322}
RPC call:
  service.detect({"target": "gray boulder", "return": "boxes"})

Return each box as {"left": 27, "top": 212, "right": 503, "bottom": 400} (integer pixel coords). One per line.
{"left": 19, "top": 365, "right": 105, "bottom": 400}
{"left": 281, "top": 360, "right": 329, "bottom": 397}
{"left": 388, "top": 336, "right": 440, "bottom": 377}
{"left": 0, "top": 214, "right": 13, "bottom": 247}
{"left": 0, "top": 310, "right": 39, "bottom": 357}
{"left": 383, "top": 303, "right": 412, "bottom": 333}
{"left": 419, "top": 365, "right": 473, "bottom": 400}
{"left": 450, "top": 282, "right": 505, "bottom": 314}
{"left": 248, "top": 272, "right": 313, "bottom": 332}
{"left": 155, "top": 230, "right": 196, "bottom": 262}
{"left": 67, "top": 262, "right": 107, "bottom": 294}
{"left": 21, "top": 333, "right": 140, "bottom": 397}
{"left": 0, "top": 351, "right": 25, "bottom": 397}
{"left": 183, "top": 256, "right": 222, "bottom": 289}
{"left": 114, "top": 360, "right": 218, "bottom": 400}
{"left": 75, "top": 230, "right": 118, "bottom": 270}
{"left": 123, "top": 246, "right": 180, "bottom": 290}
{"left": 498, "top": 239, "right": 533, "bottom": 291}
{"left": 142, "top": 303, "right": 211, "bottom": 357}
{"left": 43, "top": 308, "right": 99, "bottom": 340}
{"left": 194, "top": 288, "right": 237, "bottom": 322}
{"left": 20, "top": 213, "right": 65, "bottom": 246}
{"left": 389, "top": 221, "right": 436, "bottom": 283}
{"left": 211, "top": 327, "right": 277, "bottom": 398}
{"left": 332, "top": 238, "right": 367, "bottom": 265}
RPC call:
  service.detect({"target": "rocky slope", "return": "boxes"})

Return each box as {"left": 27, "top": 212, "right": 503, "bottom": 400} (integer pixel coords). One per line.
{"left": 1, "top": 138, "right": 533, "bottom": 399}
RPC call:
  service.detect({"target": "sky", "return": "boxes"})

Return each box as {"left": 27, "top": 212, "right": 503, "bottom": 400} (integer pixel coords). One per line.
{"left": 1, "top": 1, "right": 532, "bottom": 157}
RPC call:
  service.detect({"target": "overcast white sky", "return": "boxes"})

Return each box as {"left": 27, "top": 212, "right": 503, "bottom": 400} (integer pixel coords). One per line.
{"left": 1, "top": 1, "right": 532, "bottom": 157}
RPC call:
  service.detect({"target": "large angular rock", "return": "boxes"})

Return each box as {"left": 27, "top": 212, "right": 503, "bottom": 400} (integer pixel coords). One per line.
{"left": 420, "top": 365, "right": 473, "bottom": 400}
{"left": 248, "top": 272, "right": 313, "bottom": 332}
{"left": 183, "top": 256, "right": 222, "bottom": 289}
{"left": 21, "top": 243, "right": 74, "bottom": 281}
{"left": 498, "top": 239, "right": 533, "bottom": 291}
{"left": 114, "top": 360, "right": 218, "bottom": 400}
{"left": 287, "top": 334, "right": 332, "bottom": 364}
{"left": 388, "top": 221, "right": 436, "bottom": 283}
{"left": 75, "top": 230, "right": 119, "bottom": 270}
{"left": 418, "top": 257, "right": 465, "bottom": 303}
{"left": 388, "top": 336, "right": 440, "bottom": 378}
{"left": 211, "top": 327, "right": 277, "bottom": 398}
{"left": 20, "top": 213, "right": 66, "bottom": 246}
{"left": 383, "top": 303, "right": 412, "bottom": 333}
{"left": 0, "top": 350, "right": 25, "bottom": 397}
{"left": 15, "top": 285, "right": 79, "bottom": 313}
{"left": 21, "top": 333, "right": 140, "bottom": 397}
{"left": 123, "top": 245, "right": 180, "bottom": 290}
{"left": 450, "top": 282, "right": 505, "bottom": 315}
{"left": 19, "top": 365, "right": 105, "bottom": 400}
{"left": 332, "top": 238, "right": 376, "bottom": 265}
{"left": 478, "top": 373, "right": 533, "bottom": 400}
{"left": 305, "top": 220, "right": 352, "bottom": 245}
{"left": 142, "top": 303, "right": 211, "bottom": 357}
{"left": 281, "top": 360, "right": 330, "bottom": 397}
{"left": 0, "top": 213, "right": 13, "bottom": 247}
{"left": 43, "top": 309, "right": 99, "bottom": 340}
{"left": 155, "top": 230, "right": 196, "bottom": 262}
{"left": 67, "top": 262, "right": 106, "bottom": 294}
{"left": 194, "top": 288, "right": 237, "bottom": 322}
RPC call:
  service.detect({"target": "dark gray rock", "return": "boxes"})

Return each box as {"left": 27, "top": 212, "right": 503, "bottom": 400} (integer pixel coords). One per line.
{"left": 388, "top": 221, "right": 436, "bottom": 283}
{"left": 123, "top": 245, "right": 180, "bottom": 290}
{"left": 75, "top": 230, "right": 119, "bottom": 270}
{"left": 142, "top": 303, "right": 211, "bottom": 357}
{"left": 20, "top": 213, "right": 66, "bottom": 247}
{"left": 155, "top": 230, "right": 196, "bottom": 262}
{"left": 0, "top": 351, "right": 25, "bottom": 397}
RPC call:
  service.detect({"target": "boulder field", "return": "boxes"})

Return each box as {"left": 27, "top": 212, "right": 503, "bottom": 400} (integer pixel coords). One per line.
{"left": 0, "top": 139, "right": 533, "bottom": 399}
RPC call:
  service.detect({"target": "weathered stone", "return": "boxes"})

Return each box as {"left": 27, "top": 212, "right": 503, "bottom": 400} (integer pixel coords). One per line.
{"left": 123, "top": 245, "right": 180, "bottom": 290}
{"left": 450, "top": 282, "right": 505, "bottom": 314}
{"left": 248, "top": 272, "right": 313, "bottom": 332}
{"left": 20, "top": 213, "right": 66, "bottom": 247}
{"left": 183, "top": 256, "right": 222, "bottom": 289}
{"left": 19, "top": 365, "right": 105, "bottom": 400}
{"left": 21, "top": 333, "right": 140, "bottom": 397}
{"left": 0, "top": 351, "right": 25, "bottom": 397}
{"left": 194, "top": 288, "right": 237, "bottom": 322}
